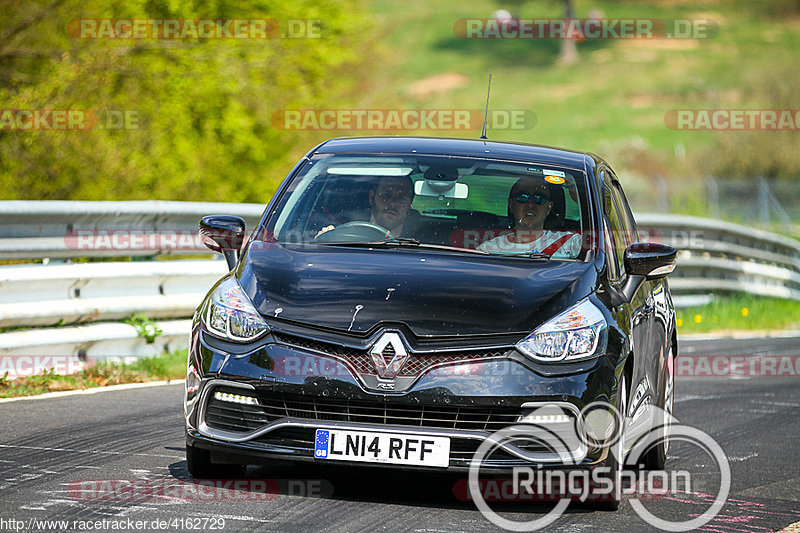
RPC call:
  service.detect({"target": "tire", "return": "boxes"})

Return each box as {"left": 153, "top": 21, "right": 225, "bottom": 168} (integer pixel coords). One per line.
{"left": 186, "top": 443, "right": 246, "bottom": 479}
{"left": 586, "top": 372, "right": 628, "bottom": 511}
{"left": 642, "top": 356, "right": 674, "bottom": 471}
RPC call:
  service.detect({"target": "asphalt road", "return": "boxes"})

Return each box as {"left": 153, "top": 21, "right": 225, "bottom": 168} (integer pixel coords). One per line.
{"left": 1, "top": 336, "right": 799, "bottom": 533}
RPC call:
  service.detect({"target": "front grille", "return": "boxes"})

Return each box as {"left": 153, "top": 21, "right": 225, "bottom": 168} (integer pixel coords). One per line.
{"left": 272, "top": 331, "right": 509, "bottom": 378}
{"left": 205, "top": 388, "right": 522, "bottom": 434}
{"left": 273, "top": 332, "right": 362, "bottom": 358}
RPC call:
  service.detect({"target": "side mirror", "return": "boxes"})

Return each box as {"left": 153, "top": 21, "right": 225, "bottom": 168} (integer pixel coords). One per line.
{"left": 618, "top": 242, "right": 677, "bottom": 304}
{"left": 199, "top": 215, "right": 246, "bottom": 270}
{"left": 624, "top": 242, "right": 677, "bottom": 279}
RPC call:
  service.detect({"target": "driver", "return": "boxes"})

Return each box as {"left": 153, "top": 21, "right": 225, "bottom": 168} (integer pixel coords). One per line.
{"left": 315, "top": 176, "right": 415, "bottom": 238}
{"left": 368, "top": 176, "right": 414, "bottom": 236}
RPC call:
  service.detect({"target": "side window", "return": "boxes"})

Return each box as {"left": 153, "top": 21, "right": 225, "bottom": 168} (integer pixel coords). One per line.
{"left": 611, "top": 180, "right": 639, "bottom": 244}
{"left": 603, "top": 182, "right": 626, "bottom": 281}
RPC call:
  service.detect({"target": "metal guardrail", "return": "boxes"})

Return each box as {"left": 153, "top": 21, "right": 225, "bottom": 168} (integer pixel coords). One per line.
{"left": 636, "top": 213, "right": 800, "bottom": 300}
{"left": 0, "top": 202, "right": 798, "bottom": 364}
{"left": 0, "top": 260, "right": 225, "bottom": 327}
{"left": 0, "top": 319, "right": 191, "bottom": 379}
{"left": 0, "top": 200, "right": 264, "bottom": 260}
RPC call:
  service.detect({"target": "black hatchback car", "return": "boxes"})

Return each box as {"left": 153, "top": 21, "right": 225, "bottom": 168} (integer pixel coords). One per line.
{"left": 184, "top": 136, "right": 677, "bottom": 504}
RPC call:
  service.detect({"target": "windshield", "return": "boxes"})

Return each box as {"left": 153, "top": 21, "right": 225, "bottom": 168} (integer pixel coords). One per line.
{"left": 261, "top": 153, "right": 592, "bottom": 260}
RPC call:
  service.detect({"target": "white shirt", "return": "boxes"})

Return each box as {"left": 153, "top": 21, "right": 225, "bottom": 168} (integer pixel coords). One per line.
{"left": 477, "top": 230, "right": 581, "bottom": 258}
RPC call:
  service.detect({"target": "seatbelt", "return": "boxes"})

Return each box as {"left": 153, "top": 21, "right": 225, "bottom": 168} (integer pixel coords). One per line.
{"left": 541, "top": 233, "right": 576, "bottom": 256}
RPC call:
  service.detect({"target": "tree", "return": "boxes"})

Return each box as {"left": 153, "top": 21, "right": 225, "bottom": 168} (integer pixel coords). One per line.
{"left": 0, "top": 0, "right": 370, "bottom": 201}
{"left": 557, "top": 0, "right": 578, "bottom": 65}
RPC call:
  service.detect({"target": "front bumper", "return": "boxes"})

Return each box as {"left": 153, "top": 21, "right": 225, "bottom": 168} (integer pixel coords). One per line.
{"left": 185, "top": 328, "right": 620, "bottom": 473}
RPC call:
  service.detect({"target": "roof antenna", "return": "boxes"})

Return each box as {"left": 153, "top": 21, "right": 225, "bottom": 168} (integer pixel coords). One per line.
{"left": 480, "top": 73, "right": 492, "bottom": 140}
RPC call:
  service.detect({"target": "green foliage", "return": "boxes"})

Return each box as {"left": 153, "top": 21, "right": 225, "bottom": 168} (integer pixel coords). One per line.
{"left": 2, "top": 0, "right": 798, "bottom": 207}
{"left": 125, "top": 313, "right": 162, "bottom": 343}
{"left": 0, "top": 0, "right": 371, "bottom": 202}
{"left": 366, "top": 0, "right": 799, "bottom": 186}
{"left": 127, "top": 349, "right": 187, "bottom": 379}
{"left": 702, "top": 66, "right": 800, "bottom": 180}
{"left": 676, "top": 294, "right": 800, "bottom": 334}
{"left": 0, "top": 349, "right": 188, "bottom": 398}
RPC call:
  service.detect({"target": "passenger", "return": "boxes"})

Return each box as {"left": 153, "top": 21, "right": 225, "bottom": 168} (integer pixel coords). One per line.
{"left": 477, "top": 177, "right": 581, "bottom": 258}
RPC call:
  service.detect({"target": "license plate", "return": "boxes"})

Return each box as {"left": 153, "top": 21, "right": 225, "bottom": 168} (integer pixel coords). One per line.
{"left": 314, "top": 429, "right": 450, "bottom": 468}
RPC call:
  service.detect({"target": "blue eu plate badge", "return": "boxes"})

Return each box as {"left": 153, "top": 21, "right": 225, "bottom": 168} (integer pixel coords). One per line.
{"left": 315, "top": 429, "right": 330, "bottom": 458}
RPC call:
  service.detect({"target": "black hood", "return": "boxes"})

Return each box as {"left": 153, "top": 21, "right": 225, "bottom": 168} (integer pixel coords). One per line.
{"left": 237, "top": 243, "right": 597, "bottom": 338}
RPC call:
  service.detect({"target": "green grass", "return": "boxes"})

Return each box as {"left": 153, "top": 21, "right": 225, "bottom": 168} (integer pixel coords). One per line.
{"left": 365, "top": 0, "right": 800, "bottom": 146}
{"left": 127, "top": 349, "right": 188, "bottom": 379}
{"left": 676, "top": 295, "right": 800, "bottom": 334}
{"left": 357, "top": 0, "right": 800, "bottom": 200}
{"left": 0, "top": 350, "right": 187, "bottom": 398}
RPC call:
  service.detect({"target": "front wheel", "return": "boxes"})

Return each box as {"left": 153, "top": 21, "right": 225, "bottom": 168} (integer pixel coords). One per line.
{"left": 642, "top": 357, "right": 674, "bottom": 470}
{"left": 186, "top": 443, "right": 246, "bottom": 479}
{"left": 586, "top": 372, "right": 628, "bottom": 511}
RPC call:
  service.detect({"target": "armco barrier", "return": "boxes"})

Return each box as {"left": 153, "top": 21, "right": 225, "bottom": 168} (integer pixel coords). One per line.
{"left": 0, "top": 200, "right": 264, "bottom": 260}
{"left": 0, "top": 202, "right": 798, "bottom": 365}
{"left": 636, "top": 213, "right": 800, "bottom": 300}
{"left": 0, "top": 319, "right": 190, "bottom": 379}
{"left": 0, "top": 260, "right": 225, "bottom": 328}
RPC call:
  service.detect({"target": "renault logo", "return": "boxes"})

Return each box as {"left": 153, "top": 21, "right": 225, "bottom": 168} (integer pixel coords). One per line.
{"left": 369, "top": 332, "right": 409, "bottom": 379}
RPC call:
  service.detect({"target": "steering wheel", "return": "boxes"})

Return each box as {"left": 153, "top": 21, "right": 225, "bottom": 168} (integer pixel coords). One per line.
{"left": 313, "top": 221, "right": 392, "bottom": 243}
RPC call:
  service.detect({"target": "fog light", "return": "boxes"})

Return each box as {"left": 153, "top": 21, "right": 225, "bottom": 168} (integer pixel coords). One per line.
{"left": 214, "top": 391, "right": 259, "bottom": 406}
{"left": 517, "top": 412, "right": 571, "bottom": 424}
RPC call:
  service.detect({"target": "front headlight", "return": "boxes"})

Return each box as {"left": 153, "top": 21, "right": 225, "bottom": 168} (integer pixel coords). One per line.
{"left": 202, "top": 277, "right": 269, "bottom": 342}
{"left": 516, "top": 299, "right": 607, "bottom": 363}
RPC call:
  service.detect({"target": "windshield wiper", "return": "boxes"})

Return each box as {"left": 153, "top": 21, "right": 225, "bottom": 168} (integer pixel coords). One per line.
{"left": 313, "top": 237, "right": 419, "bottom": 248}
{"left": 497, "top": 251, "right": 552, "bottom": 260}
{"left": 377, "top": 237, "right": 421, "bottom": 246}
{"left": 313, "top": 238, "right": 489, "bottom": 255}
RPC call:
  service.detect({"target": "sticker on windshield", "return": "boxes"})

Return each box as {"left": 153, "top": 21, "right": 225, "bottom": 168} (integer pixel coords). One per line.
{"left": 543, "top": 169, "right": 566, "bottom": 177}
{"left": 545, "top": 175, "right": 566, "bottom": 184}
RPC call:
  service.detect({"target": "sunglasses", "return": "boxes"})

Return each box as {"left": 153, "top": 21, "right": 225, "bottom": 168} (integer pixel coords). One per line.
{"left": 512, "top": 192, "right": 550, "bottom": 205}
